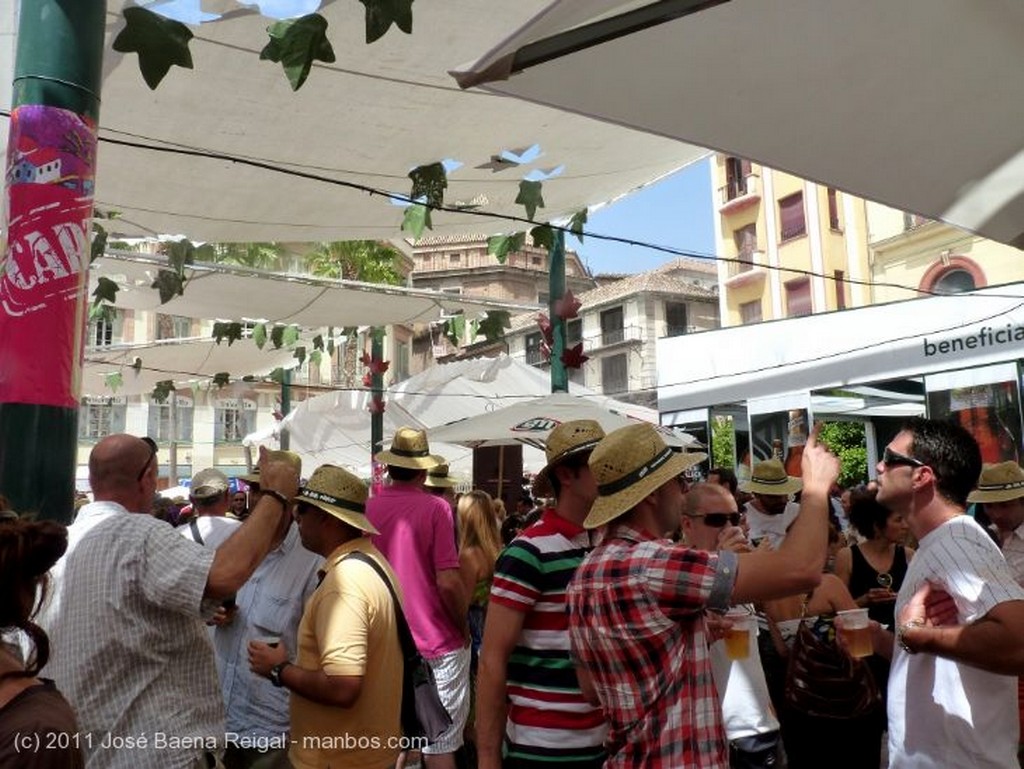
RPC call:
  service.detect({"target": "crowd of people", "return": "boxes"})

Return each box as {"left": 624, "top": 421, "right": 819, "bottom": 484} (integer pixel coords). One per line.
{"left": 2, "top": 415, "right": 1024, "bottom": 768}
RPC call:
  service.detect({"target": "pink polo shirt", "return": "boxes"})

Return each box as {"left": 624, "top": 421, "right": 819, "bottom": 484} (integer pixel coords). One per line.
{"left": 367, "top": 484, "right": 464, "bottom": 658}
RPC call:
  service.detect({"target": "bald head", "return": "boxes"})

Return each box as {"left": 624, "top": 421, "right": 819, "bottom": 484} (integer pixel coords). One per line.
{"left": 89, "top": 435, "right": 156, "bottom": 506}
{"left": 687, "top": 481, "right": 735, "bottom": 517}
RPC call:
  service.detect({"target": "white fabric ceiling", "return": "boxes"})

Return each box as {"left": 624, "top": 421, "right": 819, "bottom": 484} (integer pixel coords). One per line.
{"left": 454, "top": 0, "right": 1024, "bottom": 248}
{"left": 92, "top": 251, "right": 536, "bottom": 326}
{"left": 83, "top": 336, "right": 296, "bottom": 396}
{"left": 0, "top": 1, "right": 708, "bottom": 243}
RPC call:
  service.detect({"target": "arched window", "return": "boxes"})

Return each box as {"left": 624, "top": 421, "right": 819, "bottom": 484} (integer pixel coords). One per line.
{"left": 919, "top": 256, "right": 986, "bottom": 294}
{"left": 933, "top": 268, "right": 976, "bottom": 294}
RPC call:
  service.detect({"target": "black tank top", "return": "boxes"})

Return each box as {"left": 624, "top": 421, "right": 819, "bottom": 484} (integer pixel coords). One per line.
{"left": 848, "top": 544, "right": 908, "bottom": 628}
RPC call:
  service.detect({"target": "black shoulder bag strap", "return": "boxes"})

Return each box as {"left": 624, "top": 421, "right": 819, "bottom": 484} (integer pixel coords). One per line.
{"left": 189, "top": 517, "right": 205, "bottom": 545}
{"left": 345, "top": 551, "right": 417, "bottom": 661}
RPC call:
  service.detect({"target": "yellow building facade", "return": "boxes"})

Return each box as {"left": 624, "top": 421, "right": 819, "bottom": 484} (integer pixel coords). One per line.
{"left": 712, "top": 155, "right": 872, "bottom": 326}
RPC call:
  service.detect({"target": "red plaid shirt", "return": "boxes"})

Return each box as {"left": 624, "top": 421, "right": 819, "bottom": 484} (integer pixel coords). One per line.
{"left": 566, "top": 524, "right": 737, "bottom": 768}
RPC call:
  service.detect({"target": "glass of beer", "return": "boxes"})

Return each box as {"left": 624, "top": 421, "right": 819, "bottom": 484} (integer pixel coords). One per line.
{"left": 723, "top": 609, "right": 752, "bottom": 660}
{"left": 836, "top": 608, "right": 872, "bottom": 657}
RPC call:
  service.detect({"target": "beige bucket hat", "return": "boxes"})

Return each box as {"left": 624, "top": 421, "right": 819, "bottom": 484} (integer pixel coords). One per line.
{"left": 295, "top": 464, "right": 378, "bottom": 534}
{"left": 532, "top": 419, "right": 606, "bottom": 498}
{"left": 968, "top": 461, "right": 1024, "bottom": 504}
{"left": 424, "top": 463, "right": 456, "bottom": 489}
{"left": 375, "top": 426, "right": 445, "bottom": 470}
{"left": 584, "top": 423, "right": 702, "bottom": 529}
{"left": 739, "top": 458, "right": 802, "bottom": 496}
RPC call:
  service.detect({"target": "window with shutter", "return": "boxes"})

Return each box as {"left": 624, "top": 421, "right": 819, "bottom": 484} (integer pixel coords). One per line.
{"left": 785, "top": 278, "right": 812, "bottom": 317}
{"left": 779, "top": 193, "right": 806, "bottom": 240}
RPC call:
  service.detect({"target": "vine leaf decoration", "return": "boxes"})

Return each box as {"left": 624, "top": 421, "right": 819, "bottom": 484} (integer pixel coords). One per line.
{"left": 477, "top": 311, "right": 510, "bottom": 342}
{"left": 282, "top": 325, "right": 300, "bottom": 347}
{"left": 360, "top": 0, "right": 414, "bottom": 44}
{"left": 309, "top": 349, "right": 323, "bottom": 368}
{"left": 212, "top": 322, "right": 243, "bottom": 346}
{"left": 530, "top": 224, "right": 554, "bottom": 251}
{"left": 270, "top": 325, "right": 285, "bottom": 350}
{"left": 553, "top": 289, "right": 582, "bottom": 320}
{"left": 269, "top": 367, "right": 287, "bottom": 384}
{"left": 442, "top": 314, "right": 466, "bottom": 347}
{"left": 90, "top": 277, "right": 119, "bottom": 321}
{"left": 568, "top": 209, "right": 588, "bottom": 241}
{"left": 487, "top": 233, "right": 525, "bottom": 264}
{"left": 409, "top": 162, "right": 447, "bottom": 210}
{"left": 260, "top": 14, "right": 336, "bottom": 92}
{"left": 561, "top": 342, "right": 588, "bottom": 369}
{"left": 401, "top": 204, "right": 432, "bottom": 239}
{"left": 212, "top": 372, "right": 231, "bottom": 389}
{"left": 535, "top": 313, "right": 553, "bottom": 346}
{"left": 105, "top": 372, "right": 123, "bottom": 393}
{"left": 152, "top": 238, "right": 208, "bottom": 305}
{"left": 152, "top": 379, "right": 176, "bottom": 404}
{"left": 91, "top": 209, "right": 120, "bottom": 264}
{"left": 132, "top": 357, "right": 143, "bottom": 374}
{"left": 113, "top": 6, "right": 195, "bottom": 90}
{"left": 252, "top": 323, "right": 268, "bottom": 350}
{"left": 516, "top": 180, "right": 545, "bottom": 221}
{"left": 293, "top": 346, "right": 307, "bottom": 367}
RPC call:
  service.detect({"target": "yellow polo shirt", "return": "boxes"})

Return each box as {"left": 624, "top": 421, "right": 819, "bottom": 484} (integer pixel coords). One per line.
{"left": 289, "top": 538, "right": 404, "bottom": 769}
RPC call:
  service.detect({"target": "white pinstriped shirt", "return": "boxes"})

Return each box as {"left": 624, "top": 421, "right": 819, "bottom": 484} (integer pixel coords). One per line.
{"left": 38, "top": 501, "right": 220, "bottom": 769}
{"left": 889, "top": 514, "right": 1024, "bottom": 768}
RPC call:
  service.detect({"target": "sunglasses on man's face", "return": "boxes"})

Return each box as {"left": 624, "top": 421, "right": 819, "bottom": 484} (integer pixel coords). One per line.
{"left": 882, "top": 447, "right": 925, "bottom": 469}
{"left": 137, "top": 437, "right": 158, "bottom": 482}
{"left": 691, "top": 512, "right": 742, "bottom": 528}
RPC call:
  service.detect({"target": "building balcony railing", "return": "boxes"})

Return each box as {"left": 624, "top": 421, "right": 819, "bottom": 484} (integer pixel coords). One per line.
{"left": 525, "top": 348, "right": 546, "bottom": 366}
{"left": 727, "top": 249, "right": 765, "bottom": 278}
{"left": 586, "top": 324, "right": 643, "bottom": 351}
{"left": 718, "top": 173, "right": 761, "bottom": 214}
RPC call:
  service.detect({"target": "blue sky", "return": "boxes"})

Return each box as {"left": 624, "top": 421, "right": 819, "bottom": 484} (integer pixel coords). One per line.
{"left": 567, "top": 159, "right": 716, "bottom": 276}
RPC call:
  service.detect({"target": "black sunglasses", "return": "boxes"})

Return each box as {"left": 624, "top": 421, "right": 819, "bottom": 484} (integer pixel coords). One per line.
{"left": 882, "top": 447, "right": 925, "bottom": 469}
{"left": 691, "top": 512, "right": 742, "bottom": 528}
{"left": 137, "top": 437, "right": 158, "bottom": 482}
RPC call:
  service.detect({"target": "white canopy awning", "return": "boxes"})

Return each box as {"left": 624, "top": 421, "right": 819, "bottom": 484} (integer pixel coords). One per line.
{"left": 454, "top": 0, "right": 1024, "bottom": 248}
{"left": 92, "top": 251, "right": 536, "bottom": 326}
{"left": 83, "top": 335, "right": 296, "bottom": 397}
{"left": 1, "top": 1, "right": 708, "bottom": 243}
{"left": 657, "top": 282, "right": 1024, "bottom": 413}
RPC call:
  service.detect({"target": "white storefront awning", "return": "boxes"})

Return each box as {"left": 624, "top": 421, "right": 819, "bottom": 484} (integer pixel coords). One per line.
{"left": 658, "top": 283, "right": 1024, "bottom": 413}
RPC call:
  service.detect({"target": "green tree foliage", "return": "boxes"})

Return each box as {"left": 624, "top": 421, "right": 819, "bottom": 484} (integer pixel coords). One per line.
{"left": 207, "top": 242, "right": 285, "bottom": 270}
{"left": 305, "top": 240, "right": 404, "bottom": 284}
{"left": 711, "top": 415, "right": 736, "bottom": 469}
{"left": 818, "top": 421, "right": 868, "bottom": 488}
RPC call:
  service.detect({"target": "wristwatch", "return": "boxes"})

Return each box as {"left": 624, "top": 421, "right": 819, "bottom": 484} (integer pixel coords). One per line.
{"left": 896, "top": 619, "right": 925, "bottom": 654}
{"left": 269, "top": 661, "right": 290, "bottom": 687}
{"left": 263, "top": 489, "right": 291, "bottom": 510}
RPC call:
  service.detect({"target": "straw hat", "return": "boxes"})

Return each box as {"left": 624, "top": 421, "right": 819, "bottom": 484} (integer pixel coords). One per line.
{"left": 238, "top": 449, "right": 302, "bottom": 486}
{"left": 425, "top": 463, "right": 456, "bottom": 489}
{"left": 532, "top": 420, "right": 606, "bottom": 498}
{"left": 584, "top": 423, "right": 702, "bottom": 529}
{"left": 968, "top": 461, "right": 1024, "bottom": 504}
{"left": 295, "top": 464, "right": 378, "bottom": 534}
{"left": 375, "top": 426, "right": 444, "bottom": 470}
{"left": 739, "top": 459, "right": 802, "bottom": 496}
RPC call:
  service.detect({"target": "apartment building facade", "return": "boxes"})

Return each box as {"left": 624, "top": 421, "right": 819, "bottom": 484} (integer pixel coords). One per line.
{"left": 713, "top": 155, "right": 873, "bottom": 326}
{"left": 503, "top": 259, "right": 720, "bottom": 410}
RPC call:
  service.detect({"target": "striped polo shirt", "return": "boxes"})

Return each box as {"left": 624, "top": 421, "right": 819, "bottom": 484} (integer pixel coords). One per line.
{"left": 490, "top": 508, "right": 607, "bottom": 765}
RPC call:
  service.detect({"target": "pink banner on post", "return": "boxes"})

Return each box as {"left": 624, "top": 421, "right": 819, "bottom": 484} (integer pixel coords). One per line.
{"left": 1, "top": 105, "right": 96, "bottom": 408}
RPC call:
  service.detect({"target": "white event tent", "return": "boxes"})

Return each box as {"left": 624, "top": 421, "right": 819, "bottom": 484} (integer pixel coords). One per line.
{"left": 242, "top": 355, "right": 665, "bottom": 479}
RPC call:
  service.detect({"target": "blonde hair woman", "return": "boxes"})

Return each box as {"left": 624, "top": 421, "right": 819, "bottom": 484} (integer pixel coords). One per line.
{"left": 457, "top": 490, "right": 502, "bottom": 660}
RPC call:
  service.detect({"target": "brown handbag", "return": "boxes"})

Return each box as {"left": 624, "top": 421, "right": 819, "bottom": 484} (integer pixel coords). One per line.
{"left": 783, "top": 612, "right": 881, "bottom": 720}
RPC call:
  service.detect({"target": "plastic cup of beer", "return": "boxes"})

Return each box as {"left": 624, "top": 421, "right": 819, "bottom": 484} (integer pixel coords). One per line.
{"left": 723, "top": 610, "right": 752, "bottom": 660}
{"left": 836, "top": 608, "right": 872, "bottom": 657}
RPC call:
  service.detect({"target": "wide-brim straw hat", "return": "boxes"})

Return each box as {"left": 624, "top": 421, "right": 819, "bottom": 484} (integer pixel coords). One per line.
{"left": 295, "top": 464, "right": 378, "bottom": 534}
{"left": 532, "top": 419, "right": 606, "bottom": 498}
{"left": 584, "top": 423, "right": 702, "bottom": 529}
{"left": 375, "top": 426, "right": 445, "bottom": 470}
{"left": 238, "top": 449, "right": 302, "bottom": 485}
{"left": 739, "top": 458, "right": 802, "bottom": 496}
{"left": 968, "top": 461, "right": 1024, "bottom": 504}
{"left": 425, "top": 463, "right": 456, "bottom": 489}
